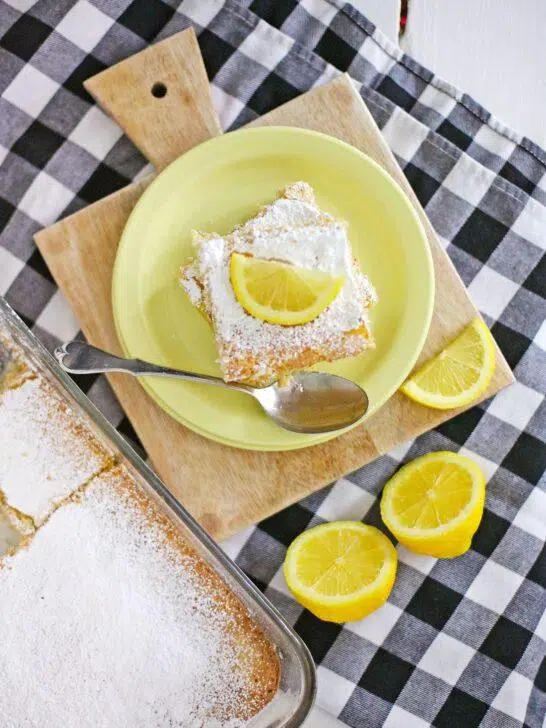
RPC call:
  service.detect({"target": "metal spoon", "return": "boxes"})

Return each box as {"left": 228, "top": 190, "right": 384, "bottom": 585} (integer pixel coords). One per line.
{"left": 54, "top": 341, "right": 368, "bottom": 434}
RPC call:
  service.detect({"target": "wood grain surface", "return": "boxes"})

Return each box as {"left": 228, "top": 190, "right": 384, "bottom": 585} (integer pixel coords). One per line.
{"left": 34, "top": 31, "right": 514, "bottom": 540}
{"left": 84, "top": 28, "right": 221, "bottom": 169}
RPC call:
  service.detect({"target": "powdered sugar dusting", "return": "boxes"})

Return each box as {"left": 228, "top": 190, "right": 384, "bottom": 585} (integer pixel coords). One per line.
{"left": 0, "top": 468, "right": 277, "bottom": 727}
{"left": 0, "top": 378, "right": 109, "bottom": 525}
{"left": 181, "top": 183, "right": 377, "bottom": 383}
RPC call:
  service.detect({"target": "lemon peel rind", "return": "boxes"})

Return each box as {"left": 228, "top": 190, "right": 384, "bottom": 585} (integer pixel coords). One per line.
{"left": 283, "top": 522, "right": 397, "bottom": 614}
{"left": 380, "top": 452, "right": 486, "bottom": 542}
{"left": 400, "top": 318, "right": 496, "bottom": 410}
{"left": 229, "top": 253, "right": 345, "bottom": 326}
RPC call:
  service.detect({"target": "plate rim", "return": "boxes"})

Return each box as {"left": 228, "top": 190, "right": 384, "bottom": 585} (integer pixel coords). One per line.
{"left": 112, "top": 126, "right": 435, "bottom": 451}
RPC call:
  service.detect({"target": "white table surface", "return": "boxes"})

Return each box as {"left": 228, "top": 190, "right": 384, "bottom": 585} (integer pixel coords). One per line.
{"left": 352, "top": 0, "right": 546, "bottom": 148}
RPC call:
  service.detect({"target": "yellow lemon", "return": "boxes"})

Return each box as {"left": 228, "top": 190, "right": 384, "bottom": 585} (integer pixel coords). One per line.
{"left": 283, "top": 521, "right": 397, "bottom": 623}
{"left": 230, "top": 253, "right": 344, "bottom": 326}
{"left": 401, "top": 318, "right": 496, "bottom": 409}
{"left": 381, "top": 451, "right": 486, "bottom": 558}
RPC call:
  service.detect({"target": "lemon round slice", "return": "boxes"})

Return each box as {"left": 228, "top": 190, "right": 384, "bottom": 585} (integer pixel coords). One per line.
{"left": 283, "top": 521, "right": 397, "bottom": 623}
{"left": 230, "top": 253, "right": 344, "bottom": 325}
{"left": 381, "top": 451, "right": 486, "bottom": 558}
{"left": 401, "top": 318, "right": 496, "bottom": 410}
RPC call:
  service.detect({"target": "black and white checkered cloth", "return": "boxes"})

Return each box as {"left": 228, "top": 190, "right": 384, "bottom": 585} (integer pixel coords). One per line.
{"left": 1, "top": 1, "right": 545, "bottom": 726}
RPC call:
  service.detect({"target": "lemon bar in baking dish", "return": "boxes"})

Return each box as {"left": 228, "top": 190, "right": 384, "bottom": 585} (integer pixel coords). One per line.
{"left": 0, "top": 465, "right": 279, "bottom": 726}
{"left": 0, "top": 362, "right": 110, "bottom": 529}
{"left": 180, "top": 182, "right": 377, "bottom": 387}
{"left": 0, "top": 321, "right": 280, "bottom": 726}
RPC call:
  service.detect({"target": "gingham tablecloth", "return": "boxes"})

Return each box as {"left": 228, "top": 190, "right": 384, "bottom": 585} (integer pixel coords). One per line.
{"left": 1, "top": 1, "right": 545, "bottom": 726}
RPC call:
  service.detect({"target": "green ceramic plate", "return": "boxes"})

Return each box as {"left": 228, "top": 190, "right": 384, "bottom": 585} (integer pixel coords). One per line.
{"left": 113, "top": 127, "right": 434, "bottom": 451}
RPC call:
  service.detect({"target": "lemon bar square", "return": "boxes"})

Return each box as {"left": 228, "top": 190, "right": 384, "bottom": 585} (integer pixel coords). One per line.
{"left": 0, "top": 377, "right": 111, "bottom": 526}
{"left": 180, "top": 182, "right": 377, "bottom": 385}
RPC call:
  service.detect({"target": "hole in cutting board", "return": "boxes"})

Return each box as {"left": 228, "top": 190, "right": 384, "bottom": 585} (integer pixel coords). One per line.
{"left": 151, "top": 82, "right": 167, "bottom": 98}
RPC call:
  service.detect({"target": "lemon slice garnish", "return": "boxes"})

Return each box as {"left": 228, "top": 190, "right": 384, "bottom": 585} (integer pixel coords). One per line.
{"left": 381, "top": 451, "right": 486, "bottom": 558}
{"left": 230, "top": 253, "right": 344, "bottom": 326}
{"left": 283, "top": 522, "right": 397, "bottom": 623}
{"left": 401, "top": 318, "right": 496, "bottom": 409}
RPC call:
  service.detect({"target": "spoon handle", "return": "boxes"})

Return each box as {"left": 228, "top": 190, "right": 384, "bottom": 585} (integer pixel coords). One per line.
{"left": 54, "top": 342, "right": 252, "bottom": 392}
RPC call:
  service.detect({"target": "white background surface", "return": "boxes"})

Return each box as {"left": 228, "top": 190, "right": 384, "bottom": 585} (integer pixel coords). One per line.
{"left": 352, "top": 0, "right": 546, "bottom": 148}
{"left": 351, "top": 0, "right": 401, "bottom": 42}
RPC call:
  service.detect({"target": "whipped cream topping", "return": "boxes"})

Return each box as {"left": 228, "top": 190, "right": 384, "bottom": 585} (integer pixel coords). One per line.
{"left": 200, "top": 222, "right": 373, "bottom": 343}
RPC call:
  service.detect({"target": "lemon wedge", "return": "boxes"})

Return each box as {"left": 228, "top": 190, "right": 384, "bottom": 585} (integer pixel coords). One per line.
{"left": 283, "top": 521, "right": 397, "bottom": 623}
{"left": 401, "top": 318, "right": 496, "bottom": 409}
{"left": 230, "top": 253, "right": 344, "bottom": 326}
{"left": 380, "top": 451, "right": 486, "bottom": 558}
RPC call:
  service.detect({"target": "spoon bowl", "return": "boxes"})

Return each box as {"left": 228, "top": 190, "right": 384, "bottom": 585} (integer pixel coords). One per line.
{"left": 254, "top": 372, "right": 368, "bottom": 433}
{"left": 54, "top": 342, "right": 369, "bottom": 435}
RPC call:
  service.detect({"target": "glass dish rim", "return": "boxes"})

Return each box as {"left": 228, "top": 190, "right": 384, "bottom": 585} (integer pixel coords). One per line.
{"left": 0, "top": 295, "right": 316, "bottom": 727}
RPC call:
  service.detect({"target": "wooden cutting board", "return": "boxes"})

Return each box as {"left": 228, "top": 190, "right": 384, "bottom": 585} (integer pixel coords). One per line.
{"left": 35, "top": 29, "right": 513, "bottom": 540}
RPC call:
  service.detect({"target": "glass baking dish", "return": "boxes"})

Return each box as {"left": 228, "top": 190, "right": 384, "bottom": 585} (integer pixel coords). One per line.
{"left": 0, "top": 296, "right": 315, "bottom": 727}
